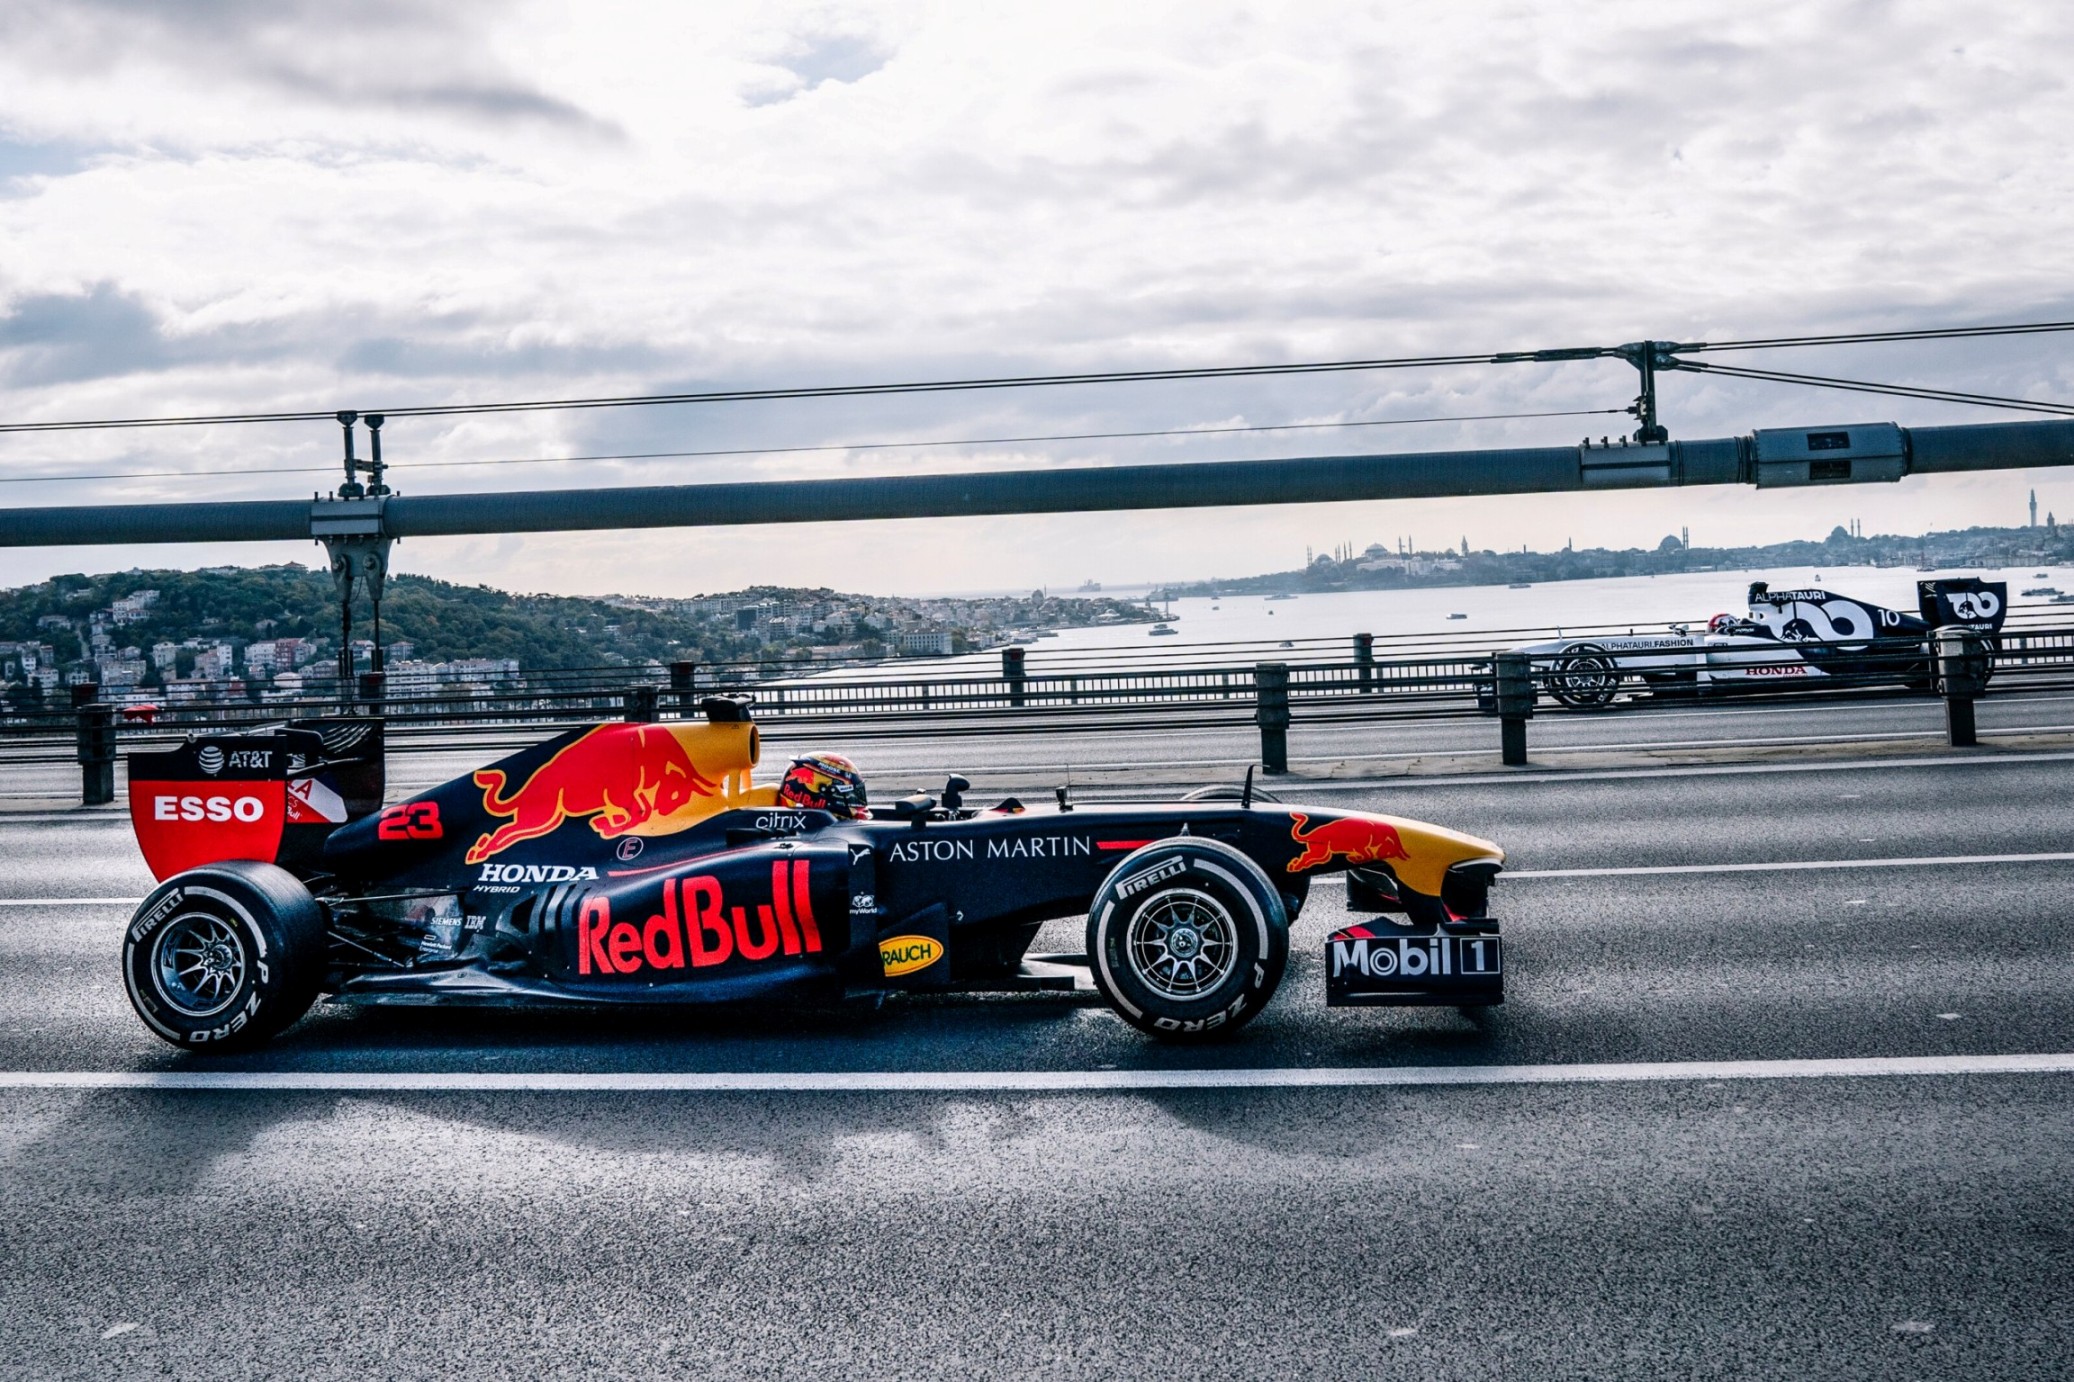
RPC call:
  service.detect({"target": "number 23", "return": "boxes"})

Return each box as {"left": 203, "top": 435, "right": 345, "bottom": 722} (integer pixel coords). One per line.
{"left": 377, "top": 801, "right": 443, "bottom": 841}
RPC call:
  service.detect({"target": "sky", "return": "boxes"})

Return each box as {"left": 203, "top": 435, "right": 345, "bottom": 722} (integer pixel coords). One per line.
{"left": 1, "top": 0, "right": 2072, "bottom": 598}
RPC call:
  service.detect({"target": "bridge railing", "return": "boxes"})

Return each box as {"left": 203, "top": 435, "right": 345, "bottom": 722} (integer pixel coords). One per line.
{"left": 14, "top": 623, "right": 2074, "bottom": 800}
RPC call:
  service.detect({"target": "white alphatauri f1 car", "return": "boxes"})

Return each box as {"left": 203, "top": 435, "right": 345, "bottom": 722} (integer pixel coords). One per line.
{"left": 1505, "top": 578, "right": 2006, "bottom": 710}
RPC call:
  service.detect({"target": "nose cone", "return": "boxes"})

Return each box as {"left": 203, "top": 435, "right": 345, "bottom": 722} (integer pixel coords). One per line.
{"left": 1383, "top": 815, "right": 1503, "bottom": 862}
{"left": 1374, "top": 814, "right": 1504, "bottom": 895}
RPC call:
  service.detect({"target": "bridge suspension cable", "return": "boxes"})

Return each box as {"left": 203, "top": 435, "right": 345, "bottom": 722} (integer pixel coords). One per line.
{"left": 0, "top": 406, "right": 1628, "bottom": 486}
{"left": 3, "top": 319, "right": 2073, "bottom": 435}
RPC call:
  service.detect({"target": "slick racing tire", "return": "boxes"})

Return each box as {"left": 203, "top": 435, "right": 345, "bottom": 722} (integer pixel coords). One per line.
{"left": 1547, "top": 644, "right": 1621, "bottom": 710}
{"left": 1088, "top": 838, "right": 1289, "bottom": 1041}
{"left": 121, "top": 861, "right": 326, "bottom": 1053}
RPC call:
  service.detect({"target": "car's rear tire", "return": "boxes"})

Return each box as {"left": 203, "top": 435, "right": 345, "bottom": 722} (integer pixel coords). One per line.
{"left": 121, "top": 861, "right": 326, "bottom": 1052}
{"left": 1087, "top": 838, "right": 1288, "bottom": 1040}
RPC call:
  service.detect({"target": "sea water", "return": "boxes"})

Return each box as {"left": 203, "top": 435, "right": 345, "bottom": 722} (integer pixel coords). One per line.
{"left": 1075, "top": 564, "right": 2062, "bottom": 650}
{"left": 800, "top": 564, "right": 2061, "bottom": 681}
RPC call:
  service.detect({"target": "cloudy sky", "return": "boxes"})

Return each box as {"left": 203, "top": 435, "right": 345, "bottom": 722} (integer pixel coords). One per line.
{"left": 1, "top": 0, "right": 2071, "bottom": 597}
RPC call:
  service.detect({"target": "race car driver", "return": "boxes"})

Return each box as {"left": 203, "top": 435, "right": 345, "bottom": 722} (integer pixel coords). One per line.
{"left": 776, "top": 752, "right": 869, "bottom": 818}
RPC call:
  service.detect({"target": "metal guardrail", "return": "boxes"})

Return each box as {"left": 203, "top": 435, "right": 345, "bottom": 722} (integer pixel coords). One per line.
{"left": 18, "top": 600, "right": 2073, "bottom": 740}
{"left": 15, "top": 621, "right": 2071, "bottom": 807}
{"left": 13, "top": 621, "right": 2073, "bottom": 801}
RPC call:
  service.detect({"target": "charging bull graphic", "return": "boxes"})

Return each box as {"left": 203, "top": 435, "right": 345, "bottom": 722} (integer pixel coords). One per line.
{"left": 1286, "top": 813, "right": 1412, "bottom": 873}
{"left": 466, "top": 723, "right": 725, "bottom": 864}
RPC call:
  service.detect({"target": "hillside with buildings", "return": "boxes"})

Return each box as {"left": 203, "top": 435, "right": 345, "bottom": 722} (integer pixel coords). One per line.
{"left": 7, "top": 511, "right": 2064, "bottom": 714}
{"left": 0, "top": 567, "right": 1159, "bottom": 710}
{"left": 1164, "top": 516, "right": 2068, "bottom": 597}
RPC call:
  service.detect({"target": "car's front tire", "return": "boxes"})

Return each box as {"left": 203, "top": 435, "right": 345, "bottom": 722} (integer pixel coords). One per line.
{"left": 121, "top": 861, "right": 326, "bottom": 1052}
{"left": 1548, "top": 644, "right": 1621, "bottom": 709}
{"left": 1088, "top": 838, "right": 1288, "bottom": 1040}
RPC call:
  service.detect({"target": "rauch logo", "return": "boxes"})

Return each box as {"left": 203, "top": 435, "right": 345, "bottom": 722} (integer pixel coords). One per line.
{"left": 879, "top": 934, "right": 942, "bottom": 977}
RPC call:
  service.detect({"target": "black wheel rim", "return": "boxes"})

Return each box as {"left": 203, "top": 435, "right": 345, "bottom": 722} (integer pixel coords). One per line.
{"left": 151, "top": 912, "right": 247, "bottom": 1018}
{"left": 1126, "top": 888, "right": 1238, "bottom": 999}
{"left": 1552, "top": 654, "right": 1619, "bottom": 707}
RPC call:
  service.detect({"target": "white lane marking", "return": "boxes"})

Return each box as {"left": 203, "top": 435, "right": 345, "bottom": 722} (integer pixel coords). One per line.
{"left": 1518, "top": 724, "right": 2074, "bottom": 756}
{"left": 0, "top": 897, "right": 143, "bottom": 908}
{"left": 1510, "top": 690, "right": 2074, "bottom": 727}
{"left": 0, "top": 1052, "right": 2069, "bottom": 1093}
{"left": 842, "top": 725, "right": 2074, "bottom": 774}
{"left": 1295, "top": 749, "right": 2074, "bottom": 790}
{"left": 741, "top": 720, "right": 2074, "bottom": 772}
{"left": 1508, "top": 851, "right": 2074, "bottom": 879}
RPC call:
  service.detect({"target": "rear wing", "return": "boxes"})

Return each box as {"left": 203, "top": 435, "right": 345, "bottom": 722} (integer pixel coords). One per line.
{"left": 1917, "top": 579, "right": 2008, "bottom": 632}
{"left": 128, "top": 719, "right": 384, "bottom": 882}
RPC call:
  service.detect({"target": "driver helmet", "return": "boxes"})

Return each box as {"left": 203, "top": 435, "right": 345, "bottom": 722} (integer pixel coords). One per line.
{"left": 777, "top": 752, "right": 867, "bottom": 817}
{"left": 1707, "top": 612, "right": 1737, "bottom": 633}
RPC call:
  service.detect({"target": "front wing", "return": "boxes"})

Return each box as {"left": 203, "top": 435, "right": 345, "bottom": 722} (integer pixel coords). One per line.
{"left": 1325, "top": 922, "right": 1503, "bottom": 1007}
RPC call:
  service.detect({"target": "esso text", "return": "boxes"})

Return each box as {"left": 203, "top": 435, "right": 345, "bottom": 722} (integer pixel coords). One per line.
{"left": 153, "top": 794, "right": 266, "bottom": 823}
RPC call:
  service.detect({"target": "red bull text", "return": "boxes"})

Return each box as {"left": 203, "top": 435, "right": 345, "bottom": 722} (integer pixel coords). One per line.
{"left": 577, "top": 860, "right": 822, "bottom": 976}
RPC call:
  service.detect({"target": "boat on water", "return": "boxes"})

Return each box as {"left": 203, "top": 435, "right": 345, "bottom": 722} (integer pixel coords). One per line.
{"left": 1148, "top": 623, "right": 1178, "bottom": 636}
{"left": 2054, "top": 593, "right": 2074, "bottom": 605}
{"left": 1508, "top": 583, "right": 1531, "bottom": 589}
{"left": 2023, "top": 587, "right": 2061, "bottom": 597}
{"left": 1266, "top": 593, "right": 1297, "bottom": 601}
{"left": 1447, "top": 613, "right": 1467, "bottom": 620}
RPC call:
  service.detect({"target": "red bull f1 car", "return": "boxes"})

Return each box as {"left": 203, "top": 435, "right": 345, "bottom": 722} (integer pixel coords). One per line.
{"left": 1510, "top": 577, "right": 2006, "bottom": 710}
{"left": 119, "top": 698, "right": 1507, "bottom": 1051}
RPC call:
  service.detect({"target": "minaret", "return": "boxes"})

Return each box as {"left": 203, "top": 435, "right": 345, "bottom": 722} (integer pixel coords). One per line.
{"left": 2031, "top": 490, "right": 2039, "bottom": 528}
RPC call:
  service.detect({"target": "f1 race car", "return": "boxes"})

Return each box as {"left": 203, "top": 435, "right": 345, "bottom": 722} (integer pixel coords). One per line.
{"left": 1510, "top": 578, "right": 2006, "bottom": 709}
{"left": 119, "top": 698, "right": 1506, "bottom": 1050}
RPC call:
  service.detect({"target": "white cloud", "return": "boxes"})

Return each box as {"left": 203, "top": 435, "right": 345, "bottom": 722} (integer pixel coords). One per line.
{"left": 0, "top": 0, "right": 2070, "bottom": 596}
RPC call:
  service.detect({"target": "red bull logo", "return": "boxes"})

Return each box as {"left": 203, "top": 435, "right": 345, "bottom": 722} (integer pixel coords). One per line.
{"left": 466, "top": 723, "right": 724, "bottom": 864}
{"left": 1286, "top": 812, "right": 1411, "bottom": 873}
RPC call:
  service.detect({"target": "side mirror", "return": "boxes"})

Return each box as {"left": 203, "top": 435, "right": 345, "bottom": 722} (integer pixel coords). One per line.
{"left": 942, "top": 775, "right": 970, "bottom": 811}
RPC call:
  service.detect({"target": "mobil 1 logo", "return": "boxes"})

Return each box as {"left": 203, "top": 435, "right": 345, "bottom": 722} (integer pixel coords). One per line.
{"left": 1324, "top": 930, "right": 1503, "bottom": 1007}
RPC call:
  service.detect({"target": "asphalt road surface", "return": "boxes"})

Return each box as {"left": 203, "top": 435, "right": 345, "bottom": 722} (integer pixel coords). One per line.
{"left": 1, "top": 740, "right": 2070, "bottom": 1377}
